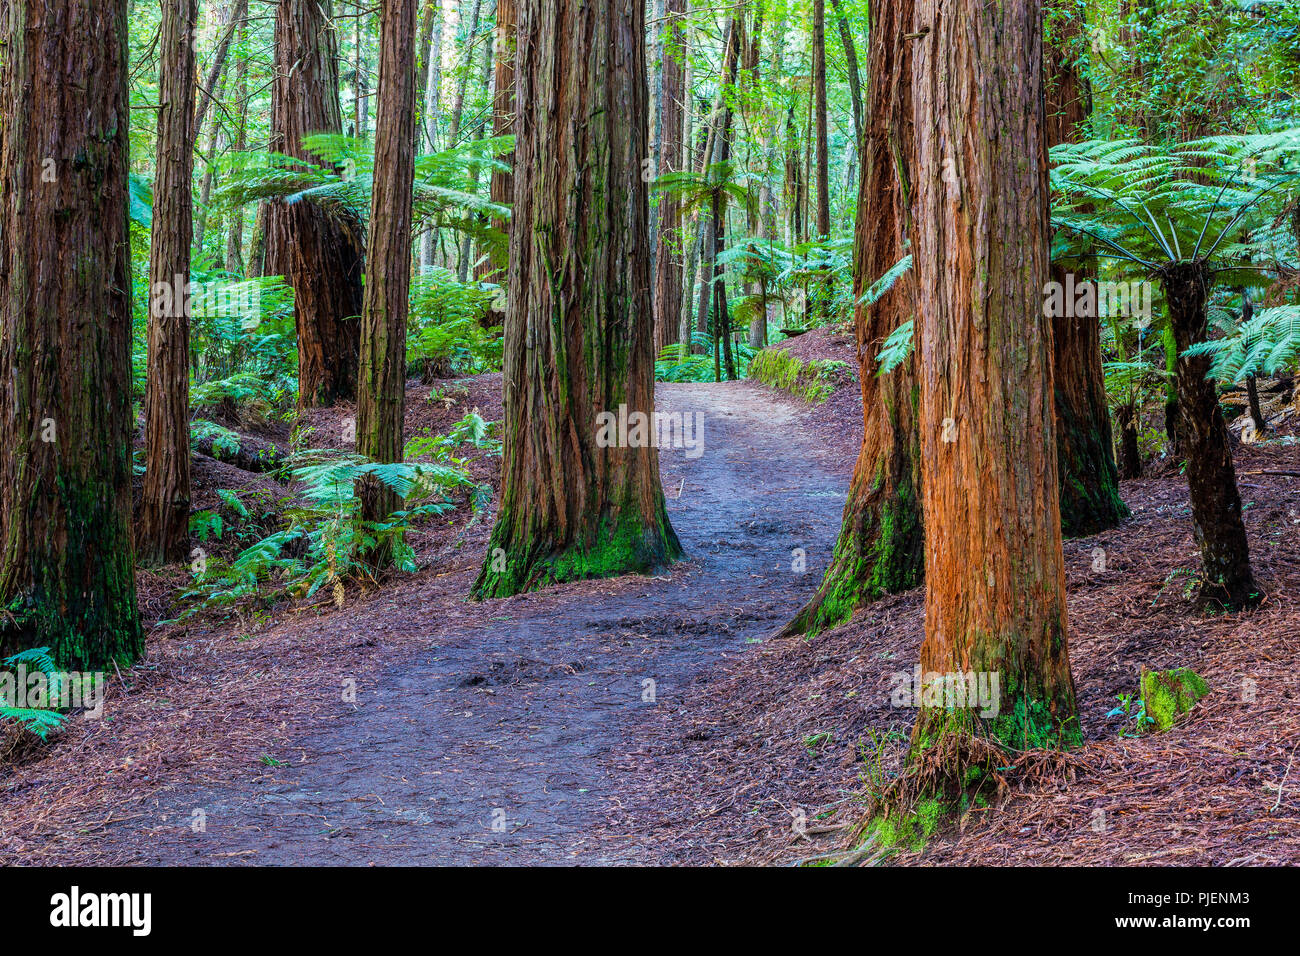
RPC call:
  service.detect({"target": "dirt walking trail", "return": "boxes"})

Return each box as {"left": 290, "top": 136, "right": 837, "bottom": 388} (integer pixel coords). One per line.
{"left": 105, "top": 382, "right": 849, "bottom": 865}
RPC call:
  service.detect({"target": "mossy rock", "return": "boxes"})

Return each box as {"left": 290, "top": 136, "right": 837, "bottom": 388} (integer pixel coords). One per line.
{"left": 1138, "top": 667, "right": 1209, "bottom": 734}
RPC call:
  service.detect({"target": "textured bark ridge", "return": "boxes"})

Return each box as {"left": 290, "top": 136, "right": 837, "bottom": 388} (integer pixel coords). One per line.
{"left": 139, "top": 0, "right": 199, "bottom": 566}
{"left": 0, "top": 0, "right": 143, "bottom": 669}
{"left": 1163, "top": 262, "right": 1259, "bottom": 609}
{"left": 782, "top": 0, "right": 922, "bottom": 638}
{"left": 264, "top": 0, "right": 366, "bottom": 408}
{"left": 472, "top": 0, "right": 682, "bottom": 599}
{"left": 909, "top": 0, "right": 1080, "bottom": 757}
{"left": 1046, "top": 4, "right": 1128, "bottom": 537}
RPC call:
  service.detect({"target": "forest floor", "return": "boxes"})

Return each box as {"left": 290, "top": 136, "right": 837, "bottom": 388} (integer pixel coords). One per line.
{"left": 3, "top": 328, "right": 1299, "bottom": 865}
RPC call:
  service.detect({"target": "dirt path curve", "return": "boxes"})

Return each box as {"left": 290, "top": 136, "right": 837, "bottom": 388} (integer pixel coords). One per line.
{"left": 117, "top": 382, "right": 849, "bottom": 865}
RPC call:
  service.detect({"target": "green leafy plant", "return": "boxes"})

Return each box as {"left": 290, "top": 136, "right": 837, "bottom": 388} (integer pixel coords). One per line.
{"left": 1, "top": 647, "right": 67, "bottom": 742}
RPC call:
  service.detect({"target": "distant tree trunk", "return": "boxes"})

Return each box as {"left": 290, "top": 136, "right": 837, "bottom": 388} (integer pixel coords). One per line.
{"left": 192, "top": 0, "right": 248, "bottom": 145}
{"left": 140, "top": 0, "right": 199, "bottom": 567}
{"left": 415, "top": 0, "right": 437, "bottom": 118}
{"left": 1161, "top": 262, "right": 1260, "bottom": 609}
{"left": 446, "top": 0, "right": 484, "bottom": 146}
{"left": 652, "top": 0, "right": 686, "bottom": 356}
{"left": 472, "top": 0, "right": 682, "bottom": 599}
{"left": 0, "top": 0, "right": 143, "bottom": 669}
{"left": 909, "top": 0, "right": 1080, "bottom": 762}
{"left": 812, "top": 0, "right": 830, "bottom": 240}
{"left": 784, "top": 105, "right": 803, "bottom": 247}
{"left": 1242, "top": 295, "right": 1267, "bottom": 435}
{"left": 1115, "top": 402, "right": 1143, "bottom": 479}
{"left": 248, "top": 201, "right": 269, "bottom": 277}
{"left": 828, "top": 0, "right": 862, "bottom": 157}
{"left": 226, "top": 21, "right": 249, "bottom": 275}
{"left": 459, "top": 33, "right": 494, "bottom": 281}
{"left": 193, "top": 102, "right": 224, "bottom": 254}
{"left": 356, "top": 0, "right": 418, "bottom": 551}
{"left": 355, "top": 3, "right": 370, "bottom": 140}
{"left": 419, "top": 0, "right": 445, "bottom": 270}
{"left": 781, "top": 0, "right": 922, "bottom": 639}
{"left": 691, "top": 19, "right": 738, "bottom": 349}
{"left": 266, "top": 0, "right": 366, "bottom": 408}
{"left": 709, "top": 20, "right": 740, "bottom": 382}
{"left": 1046, "top": 5, "right": 1128, "bottom": 536}
{"left": 743, "top": 5, "right": 773, "bottom": 350}
{"left": 648, "top": 0, "right": 666, "bottom": 274}
{"left": 485, "top": 0, "right": 515, "bottom": 272}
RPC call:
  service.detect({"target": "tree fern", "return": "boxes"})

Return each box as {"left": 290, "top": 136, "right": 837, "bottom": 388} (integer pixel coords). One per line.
{"left": 1183, "top": 305, "right": 1300, "bottom": 381}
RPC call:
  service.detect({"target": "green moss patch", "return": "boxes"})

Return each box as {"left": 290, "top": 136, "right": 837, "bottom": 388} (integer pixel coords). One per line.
{"left": 1138, "top": 667, "right": 1210, "bottom": 734}
{"left": 747, "top": 348, "right": 850, "bottom": 405}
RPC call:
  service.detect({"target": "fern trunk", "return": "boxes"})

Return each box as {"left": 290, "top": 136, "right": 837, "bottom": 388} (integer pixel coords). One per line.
{"left": 1162, "top": 262, "right": 1259, "bottom": 609}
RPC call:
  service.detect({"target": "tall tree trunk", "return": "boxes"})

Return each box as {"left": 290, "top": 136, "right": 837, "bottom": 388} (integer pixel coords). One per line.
{"left": 355, "top": 2, "right": 370, "bottom": 139}
{"left": 1046, "top": 4, "right": 1128, "bottom": 536}
{"left": 710, "top": 22, "right": 740, "bottom": 382}
{"left": 472, "top": 0, "right": 682, "bottom": 599}
{"left": 193, "top": 102, "right": 224, "bottom": 254}
{"left": 419, "top": 0, "right": 445, "bottom": 270}
{"left": 445, "top": 0, "right": 484, "bottom": 146}
{"left": 485, "top": 0, "right": 515, "bottom": 271}
{"left": 226, "top": 20, "right": 249, "bottom": 275}
{"left": 458, "top": 31, "right": 494, "bottom": 281}
{"left": 909, "top": 0, "right": 1080, "bottom": 765}
{"left": 1115, "top": 402, "right": 1143, "bottom": 479}
{"left": 140, "top": 0, "right": 199, "bottom": 567}
{"left": 691, "top": 18, "right": 738, "bottom": 347}
{"left": 811, "top": 0, "right": 832, "bottom": 322}
{"left": 652, "top": 0, "right": 686, "bottom": 357}
{"left": 784, "top": 105, "right": 803, "bottom": 247}
{"left": 1162, "top": 263, "right": 1259, "bottom": 609}
{"left": 828, "top": 0, "right": 862, "bottom": 157}
{"left": 265, "top": 0, "right": 366, "bottom": 408}
{"left": 812, "top": 0, "right": 830, "bottom": 240}
{"left": 192, "top": 0, "right": 249, "bottom": 145}
{"left": 781, "top": 0, "right": 922, "bottom": 639}
{"left": 356, "top": 0, "right": 418, "bottom": 549}
{"left": 0, "top": 0, "right": 143, "bottom": 669}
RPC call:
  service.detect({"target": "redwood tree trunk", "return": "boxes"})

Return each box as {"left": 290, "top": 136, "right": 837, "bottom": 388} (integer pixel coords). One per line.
{"left": 265, "top": 0, "right": 366, "bottom": 408}
{"left": 782, "top": 0, "right": 922, "bottom": 638}
{"left": 139, "top": 0, "right": 199, "bottom": 567}
{"left": 472, "top": 0, "right": 682, "bottom": 598}
{"left": 1046, "top": 3, "right": 1128, "bottom": 537}
{"left": 652, "top": 0, "right": 686, "bottom": 357}
{"left": 0, "top": 0, "right": 143, "bottom": 669}
{"left": 357, "top": 0, "right": 418, "bottom": 538}
{"left": 910, "top": 0, "right": 1080, "bottom": 757}
{"left": 1163, "top": 262, "right": 1259, "bottom": 609}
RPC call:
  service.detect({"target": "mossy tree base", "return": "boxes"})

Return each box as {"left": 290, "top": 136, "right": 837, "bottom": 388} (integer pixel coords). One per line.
{"left": 471, "top": 503, "right": 682, "bottom": 600}
{"left": 781, "top": 430, "right": 922, "bottom": 638}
